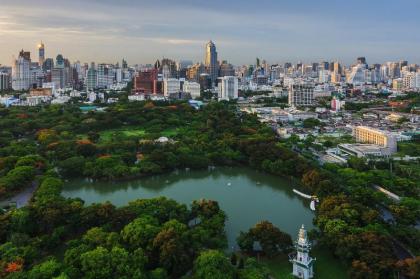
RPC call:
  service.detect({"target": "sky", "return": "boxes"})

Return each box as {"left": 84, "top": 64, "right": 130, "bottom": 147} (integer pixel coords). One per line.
{"left": 1, "top": 0, "right": 420, "bottom": 66}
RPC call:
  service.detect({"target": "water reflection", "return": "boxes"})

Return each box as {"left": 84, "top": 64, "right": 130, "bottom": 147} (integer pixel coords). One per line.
{"left": 63, "top": 167, "right": 314, "bottom": 247}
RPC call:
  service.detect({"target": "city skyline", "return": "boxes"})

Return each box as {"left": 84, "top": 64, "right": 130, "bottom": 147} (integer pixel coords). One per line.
{"left": 1, "top": 0, "right": 420, "bottom": 66}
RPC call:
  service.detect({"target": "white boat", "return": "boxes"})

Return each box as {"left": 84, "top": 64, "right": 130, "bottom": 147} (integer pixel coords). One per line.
{"left": 310, "top": 200, "right": 316, "bottom": 211}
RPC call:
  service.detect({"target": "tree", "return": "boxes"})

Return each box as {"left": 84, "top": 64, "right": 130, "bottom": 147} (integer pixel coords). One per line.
{"left": 193, "top": 250, "right": 235, "bottom": 279}
{"left": 237, "top": 221, "right": 292, "bottom": 257}
{"left": 0, "top": 165, "right": 36, "bottom": 191}
{"left": 80, "top": 246, "right": 145, "bottom": 279}
{"left": 395, "top": 256, "right": 420, "bottom": 279}
{"left": 27, "top": 258, "right": 62, "bottom": 279}
{"left": 152, "top": 219, "right": 191, "bottom": 276}
{"left": 121, "top": 215, "right": 160, "bottom": 248}
{"left": 58, "top": 156, "right": 86, "bottom": 177}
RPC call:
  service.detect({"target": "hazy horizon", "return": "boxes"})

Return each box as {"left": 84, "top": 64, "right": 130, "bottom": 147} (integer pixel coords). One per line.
{"left": 1, "top": 0, "right": 420, "bottom": 66}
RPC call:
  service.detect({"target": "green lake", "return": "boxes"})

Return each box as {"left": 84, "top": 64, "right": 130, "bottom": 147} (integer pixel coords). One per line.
{"left": 62, "top": 167, "right": 314, "bottom": 248}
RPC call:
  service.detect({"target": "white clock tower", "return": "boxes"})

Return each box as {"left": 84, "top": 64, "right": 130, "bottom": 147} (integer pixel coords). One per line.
{"left": 290, "top": 224, "right": 315, "bottom": 279}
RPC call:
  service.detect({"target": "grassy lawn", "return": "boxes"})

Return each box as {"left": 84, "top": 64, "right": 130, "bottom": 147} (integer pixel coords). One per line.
{"left": 99, "top": 127, "right": 146, "bottom": 142}
{"left": 77, "top": 126, "right": 182, "bottom": 143}
{"left": 262, "top": 246, "right": 349, "bottom": 279}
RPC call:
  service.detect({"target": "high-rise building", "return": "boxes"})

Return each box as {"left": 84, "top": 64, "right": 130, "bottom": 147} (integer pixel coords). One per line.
{"left": 205, "top": 40, "right": 218, "bottom": 85}
{"left": 51, "top": 67, "right": 65, "bottom": 89}
{"left": 12, "top": 50, "right": 32, "bottom": 90}
{"left": 199, "top": 73, "right": 212, "bottom": 90}
{"left": 38, "top": 42, "right": 45, "bottom": 68}
{"left": 218, "top": 76, "right": 238, "bottom": 100}
{"left": 187, "top": 63, "right": 206, "bottom": 81}
{"left": 357, "top": 57, "right": 367, "bottom": 65}
{"left": 97, "top": 64, "right": 114, "bottom": 88}
{"left": 288, "top": 84, "right": 314, "bottom": 107}
{"left": 86, "top": 64, "right": 97, "bottom": 91}
{"left": 163, "top": 78, "right": 180, "bottom": 96}
{"left": 219, "top": 61, "right": 235, "bottom": 77}
{"left": 183, "top": 81, "right": 201, "bottom": 99}
{"left": 43, "top": 58, "right": 54, "bottom": 72}
{"left": 122, "top": 59, "right": 128, "bottom": 69}
{"left": 134, "top": 69, "right": 158, "bottom": 93}
{"left": 0, "top": 72, "right": 11, "bottom": 91}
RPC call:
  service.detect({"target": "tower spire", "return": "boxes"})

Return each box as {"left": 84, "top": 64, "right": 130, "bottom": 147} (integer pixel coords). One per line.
{"left": 290, "top": 224, "right": 315, "bottom": 279}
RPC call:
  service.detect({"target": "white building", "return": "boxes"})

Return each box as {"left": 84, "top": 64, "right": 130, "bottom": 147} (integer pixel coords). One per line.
{"left": 12, "top": 55, "right": 31, "bottom": 90}
{"left": 183, "top": 81, "right": 201, "bottom": 99}
{"left": 402, "top": 72, "right": 416, "bottom": 89}
{"left": 163, "top": 78, "right": 180, "bottom": 97}
{"left": 218, "top": 76, "right": 238, "bottom": 100}
{"left": 290, "top": 225, "right": 315, "bottom": 279}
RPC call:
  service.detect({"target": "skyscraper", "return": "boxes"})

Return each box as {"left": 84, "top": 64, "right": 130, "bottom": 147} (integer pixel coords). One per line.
{"left": 38, "top": 42, "right": 45, "bottom": 68}
{"left": 205, "top": 40, "right": 218, "bottom": 85}
{"left": 134, "top": 69, "right": 158, "bottom": 93}
{"left": 218, "top": 76, "right": 238, "bottom": 100}
{"left": 86, "top": 63, "right": 97, "bottom": 91}
{"left": 12, "top": 50, "right": 32, "bottom": 90}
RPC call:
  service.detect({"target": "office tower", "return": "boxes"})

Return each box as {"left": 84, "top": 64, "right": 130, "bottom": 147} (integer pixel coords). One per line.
{"left": 163, "top": 78, "right": 180, "bottom": 96}
{"left": 399, "top": 60, "right": 408, "bottom": 69}
{"left": 205, "top": 40, "right": 218, "bottom": 85}
{"left": 12, "top": 50, "right": 32, "bottom": 90}
{"left": 288, "top": 84, "right": 314, "bottom": 107}
{"left": 86, "top": 64, "right": 97, "bottom": 91}
{"left": 183, "top": 81, "right": 201, "bottom": 99}
{"left": 122, "top": 59, "right": 128, "bottom": 69}
{"left": 0, "top": 72, "right": 11, "bottom": 91}
{"left": 357, "top": 57, "right": 366, "bottom": 65}
{"left": 134, "top": 69, "right": 158, "bottom": 93}
{"left": 219, "top": 61, "right": 235, "bottom": 77}
{"left": 256, "top": 57, "right": 260, "bottom": 68}
{"left": 161, "top": 58, "right": 177, "bottom": 78}
{"left": 19, "top": 50, "right": 31, "bottom": 61}
{"left": 347, "top": 64, "right": 367, "bottom": 84}
{"left": 43, "top": 58, "right": 54, "bottom": 72}
{"left": 218, "top": 76, "right": 238, "bottom": 100}
{"left": 319, "top": 61, "right": 329, "bottom": 71}
{"left": 50, "top": 55, "right": 66, "bottom": 89}
{"left": 333, "top": 62, "right": 341, "bottom": 74}
{"left": 51, "top": 68, "right": 65, "bottom": 89}
{"left": 388, "top": 62, "right": 400, "bottom": 79}
{"left": 187, "top": 63, "right": 206, "bottom": 81}
{"left": 116, "top": 68, "right": 122, "bottom": 83}
{"left": 199, "top": 73, "right": 212, "bottom": 90}
{"left": 38, "top": 42, "right": 45, "bottom": 68}
{"left": 56, "top": 54, "right": 64, "bottom": 68}
{"left": 97, "top": 64, "right": 114, "bottom": 88}
{"left": 162, "top": 65, "right": 170, "bottom": 79}
{"left": 178, "top": 60, "right": 193, "bottom": 70}
{"left": 318, "top": 69, "right": 330, "bottom": 83}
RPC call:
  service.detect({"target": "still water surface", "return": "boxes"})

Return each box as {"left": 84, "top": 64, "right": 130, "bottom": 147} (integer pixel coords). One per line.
{"left": 62, "top": 167, "right": 314, "bottom": 248}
